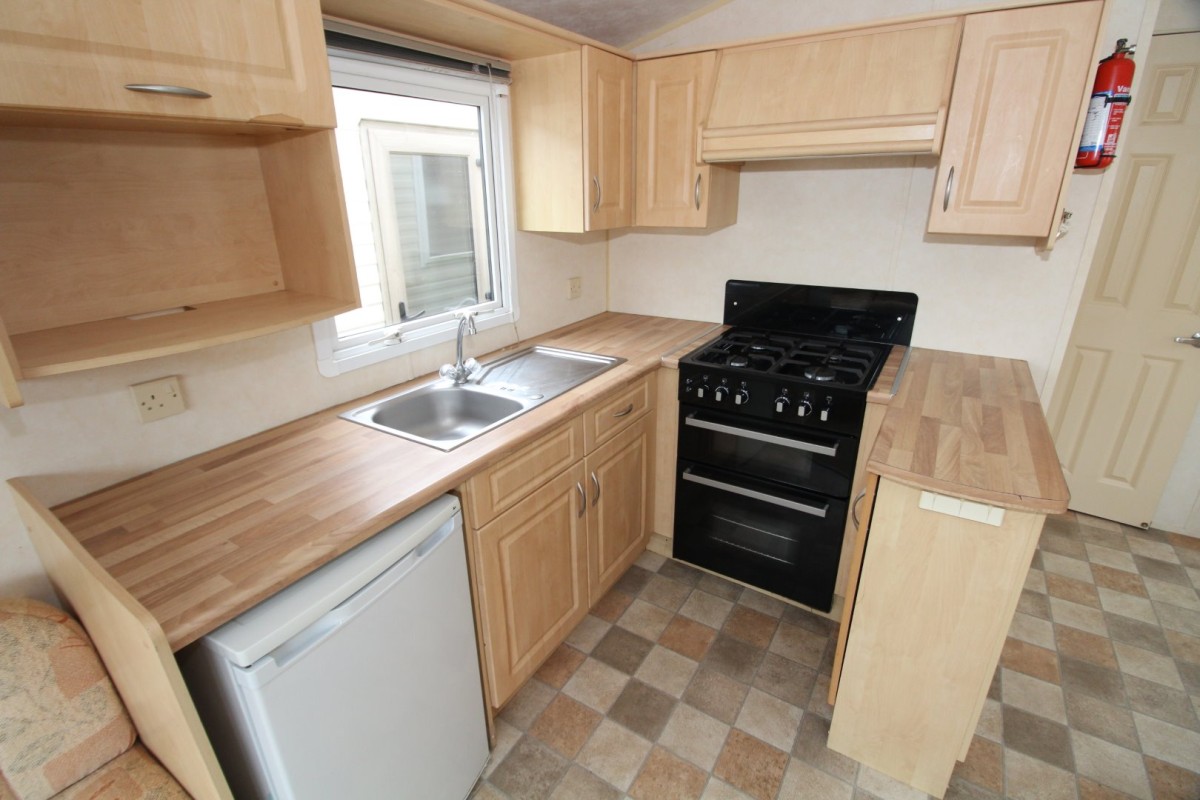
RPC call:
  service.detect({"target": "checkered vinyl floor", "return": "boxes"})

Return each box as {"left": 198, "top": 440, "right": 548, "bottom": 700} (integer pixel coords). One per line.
{"left": 469, "top": 512, "right": 1200, "bottom": 800}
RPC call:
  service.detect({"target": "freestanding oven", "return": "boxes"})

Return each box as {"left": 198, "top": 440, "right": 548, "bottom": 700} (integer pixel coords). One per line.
{"left": 673, "top": 281, "right": 918, "bottom": 612}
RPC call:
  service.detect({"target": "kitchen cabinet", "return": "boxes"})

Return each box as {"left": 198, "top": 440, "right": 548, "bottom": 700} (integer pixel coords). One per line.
{"left": 701, "top": 18, "right": 962, "bottom": 161}
{"left": 511, "top": 45, "right": 633, "bottom": 232}
{"left": 464, "top": 374, "right": 656, "bottom": 708}
{"left": 826, "top": 349, "right": 1070, "bottom": 797}
{"left": 0, "top": 0, "right": 333, "bottom": 128}
{"left": 927, "top": 1, "right": 1104, "bottom": 239}
{"left": 635, "top": 52, "right": 739, "bottom": 229}
{"left": 0, "top": 0, "right": 357, "bottom": 409}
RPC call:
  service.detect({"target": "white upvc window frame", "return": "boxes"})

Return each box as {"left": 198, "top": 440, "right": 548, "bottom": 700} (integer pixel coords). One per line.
{"left": 313, "top": 51, "right": 518, "bottom": 377}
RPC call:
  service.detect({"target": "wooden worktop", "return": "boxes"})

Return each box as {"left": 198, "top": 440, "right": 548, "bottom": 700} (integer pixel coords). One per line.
{"left": 867, "top": 348, "right": 1069, "bottom": 514}
{"left": 48, "top": 313, "right": 719, "bottom": 651}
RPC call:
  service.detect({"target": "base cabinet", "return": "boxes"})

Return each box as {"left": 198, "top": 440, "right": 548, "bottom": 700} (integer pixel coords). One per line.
{"left": 464, "top": 375, "right": 656, "bottom": 710}
{"left": 828, "top": 477, "right": 1046, "bottom": 797}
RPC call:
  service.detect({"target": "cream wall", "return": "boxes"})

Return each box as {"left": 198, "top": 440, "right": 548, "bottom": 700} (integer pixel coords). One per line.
{"left": 0, "top": 231, "right": 607, "bottom": 600}
{"left": 615, "top": 0, "right": 1155, "bottom": 394}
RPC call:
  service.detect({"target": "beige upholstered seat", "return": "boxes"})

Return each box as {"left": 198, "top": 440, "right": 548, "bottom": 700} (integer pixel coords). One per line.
{"left": 0, "top": 598, "right": 190, "bottom": 800}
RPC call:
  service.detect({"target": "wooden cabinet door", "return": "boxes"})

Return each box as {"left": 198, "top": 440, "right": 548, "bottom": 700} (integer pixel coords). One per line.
{"left": 927, "top": 1, "right": 1103, "bottom": 237}
{"left": 0, "top": 0, "right": 333, "bottom": 127}
{"left": 586, "top": 414, "right": 654, "bottom": 604}
{"left": 635, "top": 52, "right": 738, "bottom": 229}
{"left": 583, "top": 46, "right": 634, "bottom": 231}
{"left": 474, "top": 463, "right": 589, "bottom": 708}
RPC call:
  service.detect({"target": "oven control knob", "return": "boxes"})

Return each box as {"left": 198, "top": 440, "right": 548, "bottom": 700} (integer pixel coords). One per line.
{"left": 797, "top": 398, "right": 814, "bottom": 418}
{"left": 697, "top": 382, "right": 710, "bottom": 399}
{"left": 714, "top": 387, "right": 726, "bottom": 402}
{"left": 774, "top": 395, "right": 790, "bottom": 413}
{"left": 734, "top": 388, "right": 750, "bottom": 406}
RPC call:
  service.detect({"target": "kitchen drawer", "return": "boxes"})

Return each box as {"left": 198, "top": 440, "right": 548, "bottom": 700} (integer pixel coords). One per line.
{"left": 465, "top": 418, "right": 586, "bottom": 527}
{"left": 584, "top": 373, "right": 655, "bottom": 452}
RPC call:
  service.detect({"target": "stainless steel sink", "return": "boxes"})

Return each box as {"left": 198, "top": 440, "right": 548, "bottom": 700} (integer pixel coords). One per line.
{"left": 341, "top": 346, "right": 625, "bottom": 450}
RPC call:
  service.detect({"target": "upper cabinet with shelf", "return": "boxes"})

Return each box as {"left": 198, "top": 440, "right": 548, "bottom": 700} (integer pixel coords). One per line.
{"left": 511, "top": 45, "right": 634, "bottom": 233}
{"left": 927, "top": 1, "right": 1104, "bottom": 242}
{"left": 0, "top": 0, "right": 357, "bottom": 408}
{"left": 635, "top": 52, "right": 740, "bottom": 230}
{"left": 0, "top": 0, "right": 333, "bottom": 128}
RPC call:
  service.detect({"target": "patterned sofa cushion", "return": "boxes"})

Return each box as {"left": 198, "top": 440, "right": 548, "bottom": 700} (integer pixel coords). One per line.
{"left": 56, "top": 745, "right": 188, "bottom": 800}
{"left": 0, "top": 599, "right": 137, "bottom": 800}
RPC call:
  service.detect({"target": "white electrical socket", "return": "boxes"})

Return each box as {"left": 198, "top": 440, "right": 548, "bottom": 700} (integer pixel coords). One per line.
{"left": 567, "top": 277, "right": 582, "bottom": 300}
{"left": 130, "top": 376, "right": 186, "bottom": 423}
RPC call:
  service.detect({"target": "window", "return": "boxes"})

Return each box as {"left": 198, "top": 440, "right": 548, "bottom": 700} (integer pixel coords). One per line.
{"left": 314, "top": 50, "right": 516, "bottom": 376}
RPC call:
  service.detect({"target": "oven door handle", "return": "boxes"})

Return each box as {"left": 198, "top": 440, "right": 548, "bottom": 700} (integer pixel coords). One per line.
{"left": 684, "top": 415, "right": 839, "bottom": 457}
{"left": 681, "top": 469, "right": 828, "bottom": 518}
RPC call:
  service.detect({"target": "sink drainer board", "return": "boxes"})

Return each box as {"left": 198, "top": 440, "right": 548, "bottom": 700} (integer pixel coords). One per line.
{"left": 341, "top": 346, "right": 625, "bottom": 450}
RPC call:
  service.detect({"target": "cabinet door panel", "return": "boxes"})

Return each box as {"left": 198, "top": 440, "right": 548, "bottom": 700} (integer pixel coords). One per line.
{"left": 475, "top": 464, "right": 588, "bottom": 707}
{"left": 0, "top": 0, "right": 333, "bottom": 126}
{"left": 584, "top": 46, "right": 633, "bottom": 230}
{"left": 588, "top": 415, "right": 654, "bottom": 603}
{"left": 465, "top": 418, "right": 585, "bottom": 527}
{"left": 928, "top": 1, "right": 1102, "bottom": 236}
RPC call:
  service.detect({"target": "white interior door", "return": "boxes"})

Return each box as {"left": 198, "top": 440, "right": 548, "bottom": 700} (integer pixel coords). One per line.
{"left": 1048, "top": 31, "right": 1200, "bottom": 529}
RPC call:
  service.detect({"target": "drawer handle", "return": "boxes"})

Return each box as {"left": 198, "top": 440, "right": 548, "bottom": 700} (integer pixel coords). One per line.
{"left": 590, "top": 471, "right": 601, "bottom": 507}
{"left": 124, "top": 84, "right": 212, "bottom": 99}
{"left": 613, "top": 403, "right": 635, "bottom": 418}
{"left": 576, "top": 482, "right": 586, "bottom": 517}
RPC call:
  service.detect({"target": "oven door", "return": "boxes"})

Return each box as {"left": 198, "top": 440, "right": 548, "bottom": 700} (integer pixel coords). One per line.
{"left": 677, "top": 406, "right": 857, "bottom": 497}
{"left": 673, "top": 462, "right": 846, "bottom": 612}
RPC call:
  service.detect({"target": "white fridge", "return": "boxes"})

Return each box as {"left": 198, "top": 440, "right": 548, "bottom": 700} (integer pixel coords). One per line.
{"left": 181, "top": 495, "right": 489, "bottom": 800}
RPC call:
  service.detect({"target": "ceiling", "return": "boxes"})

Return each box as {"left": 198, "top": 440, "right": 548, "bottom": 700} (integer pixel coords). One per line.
{"left": 487, "top": 0, "right": 724, "bottom": 48}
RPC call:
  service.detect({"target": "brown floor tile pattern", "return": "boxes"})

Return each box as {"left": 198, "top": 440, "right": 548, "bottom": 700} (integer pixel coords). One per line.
{"left": 472, "top": 514, "right": 1200, "bottom": 799}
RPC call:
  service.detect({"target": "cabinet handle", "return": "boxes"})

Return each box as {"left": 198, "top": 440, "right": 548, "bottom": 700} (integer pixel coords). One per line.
{"left": 124, "top": 84, "right": 212, "bottom": 99}
{"left": 851, "top": 490, "right": 867, "bottom": 528}
{"left": 576, "top": 482, "right": 586, "bottom": 517}
{"left": 590, "top": 472, "right": 601, "bottom": 506}
{"left": 613, "top": 403, "right": 634, "bottom": 418}
{"left": 592, "top": 176, "right": 602, "bottom": 213}
{"left": 942, "top": 166, "right": 955, "bottom": 213}
{"left": 694, "top": 174, "right": 703, "bottom": 210}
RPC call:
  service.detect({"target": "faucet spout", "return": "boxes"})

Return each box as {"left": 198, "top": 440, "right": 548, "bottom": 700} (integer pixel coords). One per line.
{"left": 440, "top": 312, "right": 480, "bottom": 384}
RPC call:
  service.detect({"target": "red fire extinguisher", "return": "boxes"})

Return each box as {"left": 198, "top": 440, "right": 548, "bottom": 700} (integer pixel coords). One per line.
{"left": 1076, "top": 39, "right": 1136, "bottom": 168}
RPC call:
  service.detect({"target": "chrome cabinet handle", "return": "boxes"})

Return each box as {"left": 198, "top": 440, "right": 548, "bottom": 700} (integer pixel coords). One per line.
{"left": 124, "top": 84, "right": 211, "bottom": 99}
{"left": 694, "top": 174, "right": 703, "bottom": 210}
{"left": 576, "top": 482, "right": 586, "bottom": 517}
{"left": 685, "top": 415, "right": 838, "bottom": 457}
{"left": 1174, "top": 332, "right": 1200, "bottom": 348}
{"left": 592, "top": 176, "right": 602, "bottom": 213}
{"left": 590, "top": 472, "right": 600, "bottom": 506}
{"left": 851, "top": 490, "right": 867, "bottom": 528}
{"left": 682, "top": 469, "right": 828, "bottom": 518}
{"left": 942, "top": 166, "right": 955, "bottom": 212}
{"left": 613, "top": 403, "right": 634, "bottom": 418}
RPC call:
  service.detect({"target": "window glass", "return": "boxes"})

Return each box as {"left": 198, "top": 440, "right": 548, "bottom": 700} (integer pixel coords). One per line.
{"left": 314, "top": 54, "right": 515, "bottom": 375}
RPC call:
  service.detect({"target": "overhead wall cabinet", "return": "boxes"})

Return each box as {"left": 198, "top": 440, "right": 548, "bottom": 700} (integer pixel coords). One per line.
{"left": 701, "top": 18, "right": 963, "bottom": 161}
{"left": 512, "top": 45, "right": 634, "bottom": 232}
{"left": 0, "top": 0, "right": 358, "bottom": 408}
{"left": 635, "top": 52, "right": 740, "bottom": 229}
{"left": 464, "top": 375, "right": 655, "bottom": 708}
{"left": 0, "top": 0, "right": 333, "bottom": 127}
{"left": 926, "top": 1, "right": 1105, "bottom": 240}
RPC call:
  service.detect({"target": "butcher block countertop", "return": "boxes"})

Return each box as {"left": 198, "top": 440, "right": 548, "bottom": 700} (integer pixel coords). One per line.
{"left": 867, "top": 348, "right": 1069, "bottom": 514}
{"left": 45, "top": 313, "right": 720, "bottom": 651}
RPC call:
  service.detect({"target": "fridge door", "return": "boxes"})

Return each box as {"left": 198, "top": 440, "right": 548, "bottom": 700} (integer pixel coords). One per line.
{"left": 187, "top": 498, "right": 488, "bottom": 800}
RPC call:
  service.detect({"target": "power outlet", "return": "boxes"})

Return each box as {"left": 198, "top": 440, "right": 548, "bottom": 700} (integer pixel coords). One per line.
{"left": 130, "top": 376, "right": 186, "bottom": 423}
{"left": 567, "top": 276, "right": 582, "bottom": 300}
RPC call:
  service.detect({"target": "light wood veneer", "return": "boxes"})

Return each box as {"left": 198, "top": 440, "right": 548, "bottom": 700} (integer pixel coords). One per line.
{"left": 868, "top": 348, "right": 1070, "bottom": 513}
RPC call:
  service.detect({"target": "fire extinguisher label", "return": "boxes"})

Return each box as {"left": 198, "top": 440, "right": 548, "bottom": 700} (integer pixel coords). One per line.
{"left": 1078, "top": 93, "right": 1111, "bottom": 154}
